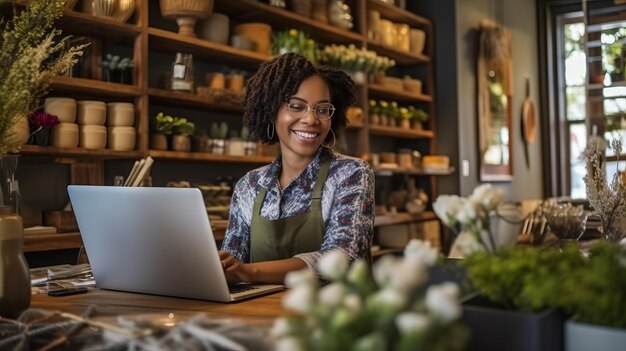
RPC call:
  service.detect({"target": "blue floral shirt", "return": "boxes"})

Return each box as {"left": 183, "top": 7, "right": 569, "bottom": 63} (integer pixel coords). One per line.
{"left": 221, "top": 147, "right": 375, "bottom": 273}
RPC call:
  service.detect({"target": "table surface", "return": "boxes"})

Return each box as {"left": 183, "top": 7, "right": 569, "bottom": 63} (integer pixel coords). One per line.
{"left": 31, "top": 288, "right": 287, "bottom": 326}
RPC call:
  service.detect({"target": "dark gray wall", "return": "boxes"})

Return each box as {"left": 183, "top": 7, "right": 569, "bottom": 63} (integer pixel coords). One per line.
{"left": 417, "top": 0, "right": 544, "bottom": 200}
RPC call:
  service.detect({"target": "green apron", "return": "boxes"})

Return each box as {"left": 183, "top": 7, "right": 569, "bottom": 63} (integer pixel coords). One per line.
{"left": 249, "top": 159, "right": 330, "bottom": 262}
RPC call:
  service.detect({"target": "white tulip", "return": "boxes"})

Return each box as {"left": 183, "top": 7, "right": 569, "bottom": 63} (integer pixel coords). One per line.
{"left": 470, "top": 184, "right": 505, "bottom": 210}
{"left": 433, "top": 195, "right": 463, "bottom": 226}
{"left": 389, "top": 260, "right": 427, "bottom": 292}
{"left": 450, "top": 230, "right": 485, "bottom": 258}
{"left": 395, "top": 312, "right": 431, "bottom": 334}
{"left": 425, "top": 282, "right": 462, "bottom": 323}
{"left": 270, "top": 318, "right": 291, "bottom": 338}
{"left": 284, "top": 269, "right": 317, "bottom": 289}
{"left": 372, "top": 255, "right": 397, "bottom": 286}
{"left": 283, "top": 285, "right": 315, "bottom": 314}
{"left": 275, "top": 337, "right": 304, "bottom": 351}
{"left": 369, "top": 288, "right": 407, "bottom": 311}
{"left": 404, "top": 239, "right": 439, "bottom": 266}
{"left": 318, "top": 283, "right": 346, "bottom": 307}
{"left": 318, "top": 249, "right": 350, "bottom": 280}
{"left": 455, "top": 199, "right": 477, "bottom": 225}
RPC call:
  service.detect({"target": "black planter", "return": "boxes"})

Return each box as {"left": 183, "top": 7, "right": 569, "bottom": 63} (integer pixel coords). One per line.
{"left": 462, "top": 294, "right": 564, "bottom": 351}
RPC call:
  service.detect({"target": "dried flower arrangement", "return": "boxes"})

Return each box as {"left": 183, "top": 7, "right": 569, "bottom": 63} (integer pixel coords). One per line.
{"left": 0, "top": 0, "right": 86, "bottom": 155}
{"left": 584, "top": 136, "right": 626, "bottom": 241}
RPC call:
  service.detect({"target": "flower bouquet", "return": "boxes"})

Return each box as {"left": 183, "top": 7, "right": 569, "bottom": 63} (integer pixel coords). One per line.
{"left": 318, "top": 44, "right": 395, "bottom": 77}
{"left": 272, "top": 240, "right": 468, "bottom": 351}
{"left": 434, "top": 184, "right": 521, "bottom": 258}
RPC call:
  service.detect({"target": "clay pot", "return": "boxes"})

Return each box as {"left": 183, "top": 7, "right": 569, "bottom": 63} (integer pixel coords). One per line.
{"left": 150, "top": 133, "right": 168, "bottom": 150}
{"left": 172, "top": 134, "right": 191, "bottom": 151}
{"left": 233, "top": 23, "right": 272, "bottom": 55}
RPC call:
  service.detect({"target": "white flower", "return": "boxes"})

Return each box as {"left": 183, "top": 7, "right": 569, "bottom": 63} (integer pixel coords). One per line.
{"left": 425, "top": 282, "right": 462, "bottom": 323}
{"left": 404, "top": 239, "right": 439, "bottom": 266}
{"left": 395, "top": 312, "right": 431, "bottom": 334}
{"left": 318, "top": 283, "right": 346, "bottom": 306}
{"left": 372, "top": 255, "right": 397, "bottom": 286}
{"left": 449, "top": 230, "right": 485, "bottom": 258}
{"left": 275, "top": 337, "right": 304, "bottom": 351}
{"left": 470, "top": 184, "right": 505, "bottom": 210}
{"left": 284, "top": 269, "right": 316, "bottom": 289}
{"left": 318, "top": 249, "right": 350, "bottom": 280}
{"left": 343, "top": 294, "right": 362, "bottom": 312}
{"left": 368, "top": 288, "right": 407, "bottom": 311}
{"left": 389, "top": 260, "right": 427, "bottom": 292}
{"left": 270, "top": 318, "right": 291, "bottom": 338}
{"left": 455, "top": 199, "right": 477, "bottom": 225}
{"left": 620, "top": 237, "right": 626, "bottom": 247}
{"left": 283, "top": 285, "right": 315, "bottom": 314}
{"left": 433, "top": 195, "right": 463, "bottom": 226}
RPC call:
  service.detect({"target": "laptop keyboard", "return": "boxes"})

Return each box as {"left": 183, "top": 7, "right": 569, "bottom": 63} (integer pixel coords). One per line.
{"left": 229, "top": 284, "right": 260, "bottom": 294}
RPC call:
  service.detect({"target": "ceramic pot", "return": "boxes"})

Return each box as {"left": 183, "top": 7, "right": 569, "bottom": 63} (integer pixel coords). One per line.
{"left": 79, "top": 125, "right": 107, "bottom": 149}
{"left": 159, "top": 0, "right": 214, "bottom": 37}
{"left": 230, "top": 34, "right": 255, "bottom": 51}
{"left": 44, "top": 97, "right": 77, "bottom": 123}
{"left": 108, "top": 126, "right": 136, "bottom": 151}
{"left": 51, "top": 123, "right": 79, "bottom": 148}
{"left": 77, "top": 100, "right": 107, "bottom": 125}
{"left": 206, "top": 72, "right": 226, "bottom": 89}
{"left": 150, "top": 133, "right": 168, "bottom": 150}
{"left": 107, "top": 102, "right": 135, "bottom": 126}
{"left": 0, "top": 210, "right": 30, "bottom": 319}
{"left": 410, "top": 28, "right": 426, "bottom": 55}
{"left": 233, "top": 23, "right": 272, "bottom": 55}
{"left": 198, "top": 13, "right": 229, "bottom": 44}
{"left": 171, "top": 134, "right": 191, "bottom": 151}
{"left": 227, "top": 139, "right": 245, "bottom": 156}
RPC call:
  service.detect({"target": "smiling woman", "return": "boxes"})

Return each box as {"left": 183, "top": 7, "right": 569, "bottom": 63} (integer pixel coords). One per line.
{"left": 218, "top": 53, "right": 375, "bottom": 285}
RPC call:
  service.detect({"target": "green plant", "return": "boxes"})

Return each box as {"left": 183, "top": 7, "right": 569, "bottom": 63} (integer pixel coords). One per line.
{"left": 152, "top": 112, "right": 175, "bottom": 135}
{"left": 319, "top": 44, "right": 395, "bottom": 74}
{"left": 0, "top": 0, "right": 86, "bottom": 155}
{"left": 271, "top": 29, "right": 318, "bottom": 63}
{"left": 368, "top": 100, "right": 379, "bottom": 115}
{"left": 399, "top": 107, "right": 412, "bottom": 120}
{"left": 172, "top": 117, "right": 195, "bottom": 136}
{"left": 413, "top": 107, "right": 429, "bottom": 123}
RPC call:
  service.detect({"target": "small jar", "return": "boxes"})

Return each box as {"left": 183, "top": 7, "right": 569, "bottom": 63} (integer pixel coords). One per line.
{"left": 107, "top": 102, "right": 135, "bottom": 126}
{"left": 108, "top": 126, "right": 136, "bottom": 151}
{"left": 77, "top": 100, "right": 106, "bottom": 125}
{"left": 44, "top": 97, "right": 77, "bottom": 123}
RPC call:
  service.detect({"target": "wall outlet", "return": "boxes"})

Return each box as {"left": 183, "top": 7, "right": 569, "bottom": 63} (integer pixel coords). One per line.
{"left": 462, "top": 160, "right": 470, "bottom": 177}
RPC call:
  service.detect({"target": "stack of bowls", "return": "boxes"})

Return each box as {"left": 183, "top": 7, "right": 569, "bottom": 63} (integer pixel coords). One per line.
{"left": 77, "top": 100, "right": 107, "bottom": 149}
{"left": 45, "top": 97, "right": 79, "bottom": 148}
{"left": 107, "top": 102, "right": 136, "bottom": 151}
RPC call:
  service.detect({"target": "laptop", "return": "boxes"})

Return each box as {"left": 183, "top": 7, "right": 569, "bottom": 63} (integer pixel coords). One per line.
{"left": 67, "top": 185, "right": 284, "bottom": 302}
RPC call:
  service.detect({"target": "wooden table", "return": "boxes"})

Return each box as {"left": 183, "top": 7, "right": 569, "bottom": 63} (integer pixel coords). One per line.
{"left": 31, "top": 288, "right": 287, "bottom": 326}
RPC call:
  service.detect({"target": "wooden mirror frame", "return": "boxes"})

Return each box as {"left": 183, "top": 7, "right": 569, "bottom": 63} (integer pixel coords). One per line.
{"left": 477, "top": 20, "right": 514, "bottom": 181}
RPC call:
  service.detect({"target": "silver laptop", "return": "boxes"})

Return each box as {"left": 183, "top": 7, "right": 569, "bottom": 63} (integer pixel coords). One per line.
{"left": 67, "top": 185, "right": 284, "bottom": 302}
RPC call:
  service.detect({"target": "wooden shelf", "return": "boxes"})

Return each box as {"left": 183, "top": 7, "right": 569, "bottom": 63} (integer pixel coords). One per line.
{"left": 369, "top": 125, "right": 433, "bottom": 139}
{"left": 214, "top": 0, "right": 364, "bottom": 45}
{"left": 346, "top": 121, "right": 365, "bottom": 129}
{"left": 149, "top": 150, "right": 275, "bottom": 164}
{"left": 24, "top": 232, "right": 83, "bottom": 253}
{"left": 19, "top": 145, "right": 144, "bottom": 159}
{"left": 367, "top": 41, "right": 429, "bottom": 65}
{"left": 148, "top": 27, "right": 271, "bottom": 70}
{"left": 368, "top": 84, "right": 432, "bottom": 102}
{"left": 148, "top": 88, "right": 245, "bottom": 114}
{"left": 51, "top": 76, "right": 142, "bottom": 98}
{"left": 375, "top": 211, "right": 437, "bottom": 227}
{"left": 367, "top": 0, "right": 431, "bottom": 28}
{"left": 59, "top": 10, "right": 141, "bottom": 38}
{"left": 374, "top": 166, "right": 455, "bottom": 176}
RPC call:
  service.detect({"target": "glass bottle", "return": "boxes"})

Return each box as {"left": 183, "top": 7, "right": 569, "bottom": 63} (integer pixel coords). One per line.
{"left": 171, "top": 52, "right": 194, "bottom": 93}
{"left": 0, "top": 207, "right": 30, "bottom": 318}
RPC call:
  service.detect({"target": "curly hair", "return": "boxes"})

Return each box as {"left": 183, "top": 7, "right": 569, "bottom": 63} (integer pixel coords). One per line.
{"left": 243, "top": 53, "right": 356, "bottom": 144}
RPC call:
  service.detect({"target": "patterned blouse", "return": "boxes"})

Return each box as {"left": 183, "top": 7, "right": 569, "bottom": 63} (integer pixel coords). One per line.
{"left": 221, "top": 147, "right": 375, "bottom": 274}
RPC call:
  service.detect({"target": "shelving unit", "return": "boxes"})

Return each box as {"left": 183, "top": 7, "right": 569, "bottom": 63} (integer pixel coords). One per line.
{"left": 19, "top": 0, "right": 445, "bottom": 253}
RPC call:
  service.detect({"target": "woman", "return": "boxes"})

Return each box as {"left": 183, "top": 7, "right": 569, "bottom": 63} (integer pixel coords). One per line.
{"left": 219, "top": 53, "right": 374, "bottom": 284}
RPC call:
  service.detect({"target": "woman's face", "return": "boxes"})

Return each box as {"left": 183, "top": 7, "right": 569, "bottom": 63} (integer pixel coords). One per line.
{"left": 275, "top": 75, "right": 332, "bottom": 161}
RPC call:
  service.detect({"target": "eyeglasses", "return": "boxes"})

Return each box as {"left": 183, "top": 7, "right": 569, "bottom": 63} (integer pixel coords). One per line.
{"left": 286, "top": 99, "right": 335, "bottom": 121}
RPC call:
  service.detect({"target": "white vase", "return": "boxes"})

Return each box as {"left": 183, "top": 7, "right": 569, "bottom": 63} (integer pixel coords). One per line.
{"left": 566, "top": 320, "right": 626, "bottom": 351}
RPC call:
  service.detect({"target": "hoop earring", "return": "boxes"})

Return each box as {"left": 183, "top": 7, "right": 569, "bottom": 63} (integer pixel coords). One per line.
{"left": 266, "top": 122, "right": 275, "bottom": 141}
{"left": 323, "top": 129, "right": 336, "bottom": 149}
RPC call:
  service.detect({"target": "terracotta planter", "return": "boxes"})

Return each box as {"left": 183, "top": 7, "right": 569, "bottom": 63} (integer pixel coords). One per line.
{"left": 171, "top": 134, "right": 191, "bottom": 151}
{"left": 159, "top": 0, "right": 214, "bottom": 37}
{"left": 400, "top": 119, "right": 411, "bottom": 129}
{"left": 150, "top": 133, "right": 168, "bottom": 150}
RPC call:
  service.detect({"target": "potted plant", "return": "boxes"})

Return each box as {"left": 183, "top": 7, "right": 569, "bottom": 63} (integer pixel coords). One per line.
{"left": 150, "top": 112, "right": 174, "bottom": 150}
{"left": 378, "top": 100, "right": 389, "bottom": 126}
{"left": 411, "top": 107, "right": 429, "bottom": 130}
{"left": 388, "top": 101, "right": 399, "bottom": 127}
{"left": 171, "top": 117, "right": 195, "bottom": 152}
{"left": 368, "top": 100, "right": 380, "bottom": 125}
{"left": 271, "top": 29, "right": 318, "bottom": 63}
{"left": 399, "top": 107, "right": 412, "bottom": 129}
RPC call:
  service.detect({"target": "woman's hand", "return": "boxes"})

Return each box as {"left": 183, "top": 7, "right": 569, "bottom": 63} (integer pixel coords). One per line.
{"left": 218, "top": 250, "right": 254, "bottom": 284}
